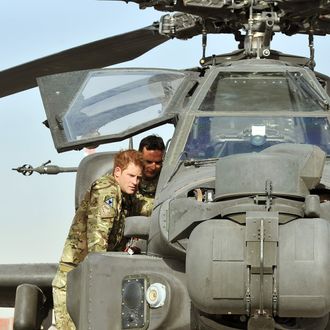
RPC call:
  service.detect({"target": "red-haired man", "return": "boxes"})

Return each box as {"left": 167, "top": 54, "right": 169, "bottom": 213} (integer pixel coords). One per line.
{"left": 52, "top": 149, "right": 144, "bottom": 330}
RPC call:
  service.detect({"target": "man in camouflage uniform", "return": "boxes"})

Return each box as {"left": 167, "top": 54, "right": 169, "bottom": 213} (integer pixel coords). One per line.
{"left": 132, "top": 135, "right": 165, "bottom": 216}
{"left": 52, "top": 150, "right": 143, "bottom": 330}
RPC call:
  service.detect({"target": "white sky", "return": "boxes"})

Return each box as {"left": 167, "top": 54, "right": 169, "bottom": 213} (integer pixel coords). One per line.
{"left": 0, "top": 0, "right": 329, "bottom": 317}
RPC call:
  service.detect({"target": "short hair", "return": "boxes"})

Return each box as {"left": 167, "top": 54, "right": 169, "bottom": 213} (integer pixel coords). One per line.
{"left": 113, "top": 149, "right": 144, "bottom": 172}
{"left": 138, "top": 135, "right": 165, "bottom": 152}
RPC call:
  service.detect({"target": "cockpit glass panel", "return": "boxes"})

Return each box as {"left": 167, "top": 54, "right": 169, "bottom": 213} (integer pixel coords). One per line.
{"left": 183, "top": 116, "right": 330, "bottom": 159}
{"left": 199, "top": 72, "right": 327, "bottom": 112}
{"left": 63, "top": 70, "right": 185, "bottom": 142}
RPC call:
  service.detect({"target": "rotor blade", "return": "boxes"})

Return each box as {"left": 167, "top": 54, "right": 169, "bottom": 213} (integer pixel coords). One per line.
{"left": 0, "top": 24, "right": 169, "bottom": 98}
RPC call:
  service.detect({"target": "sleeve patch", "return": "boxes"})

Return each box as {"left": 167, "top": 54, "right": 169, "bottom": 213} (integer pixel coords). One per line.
{"left": 104, "top": 197, "right": 114, "bottom": 207}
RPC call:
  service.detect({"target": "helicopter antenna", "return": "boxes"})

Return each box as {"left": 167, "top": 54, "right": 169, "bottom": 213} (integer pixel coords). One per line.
{"left": 307, "top": 31, "right": 316, "bottom": 70}
{"left": 200, "top": 23, "right": 208, "bottom": 66}
{"left": 12, "top": 161, "right": 77, "bottom": 176}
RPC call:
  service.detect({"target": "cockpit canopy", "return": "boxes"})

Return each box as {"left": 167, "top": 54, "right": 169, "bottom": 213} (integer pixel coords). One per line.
{"left": 199, "top": 71, "right": 328, "bottom": 112}
{"left": 38, "top": 68, "right": 188, "bottom": 152}
{"left": 38, "top": 61, "right": 330, "bottom": 157}
{"left": 183, "top": 116, "right": 330, "bottom": 159}
{"left": 182, "top": 67, "right": 330, "bottom": 159}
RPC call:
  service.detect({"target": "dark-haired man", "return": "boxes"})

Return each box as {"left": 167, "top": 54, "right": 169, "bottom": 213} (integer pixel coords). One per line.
{"left": 134, "top": 135, "right": 165, "bottom": 216}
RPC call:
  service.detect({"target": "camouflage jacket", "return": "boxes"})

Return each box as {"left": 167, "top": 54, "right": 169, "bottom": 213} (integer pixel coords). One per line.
{"left": 130, "top": 175, "right": 159, "bottom": 217}
{"left": 60, "top": 174, "right": 128, "bottom": 267}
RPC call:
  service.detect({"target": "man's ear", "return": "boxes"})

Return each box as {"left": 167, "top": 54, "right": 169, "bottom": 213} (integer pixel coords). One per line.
{"left": 113, "top": 166, "right": 122, "bottom": 179}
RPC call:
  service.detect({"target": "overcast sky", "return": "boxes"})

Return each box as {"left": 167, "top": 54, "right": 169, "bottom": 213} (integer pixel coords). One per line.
{"left": 0, "top": 0, "right": 329, "bottom": 317}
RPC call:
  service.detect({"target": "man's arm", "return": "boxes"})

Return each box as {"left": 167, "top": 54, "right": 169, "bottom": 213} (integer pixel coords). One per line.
{"left": 130, "top": 193, "right": 154, "bottom": 217}
{"left": 86, "top": 181, "right": 119, "bottom": 252}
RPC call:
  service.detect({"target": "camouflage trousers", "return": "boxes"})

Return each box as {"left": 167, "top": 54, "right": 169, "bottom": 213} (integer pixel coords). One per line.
{"left": 52, "top": 266, "right": 76, "bottom": 330}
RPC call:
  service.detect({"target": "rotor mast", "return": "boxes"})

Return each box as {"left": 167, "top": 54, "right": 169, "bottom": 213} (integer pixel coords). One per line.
{"left": 244, "top": 3, "right": 279, "bottom": 58}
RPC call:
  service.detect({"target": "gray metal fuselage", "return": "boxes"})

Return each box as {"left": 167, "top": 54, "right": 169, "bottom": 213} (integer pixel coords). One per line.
{"left": 66, "top": 58, "right": 330, "bottom": 330}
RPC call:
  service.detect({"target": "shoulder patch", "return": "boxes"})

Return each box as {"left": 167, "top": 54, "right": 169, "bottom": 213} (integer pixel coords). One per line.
{"left": 104, "top": 197, "right": 114, "bottom": 207}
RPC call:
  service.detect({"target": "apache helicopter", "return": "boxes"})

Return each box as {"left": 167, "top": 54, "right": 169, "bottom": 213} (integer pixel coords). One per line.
{"left": 1, "top": 0, "right": 330, "bottom": 329}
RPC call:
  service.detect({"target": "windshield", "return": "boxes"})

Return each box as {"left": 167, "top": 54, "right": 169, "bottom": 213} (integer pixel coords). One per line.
{"left": 199, "top": 72, "right": 327, "bottom": 112}
{"left": 183, "top": 116, "right": 330, "bottom": 159}
{"left": 62, "top": 70, "right": 185, "bottom": 142}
